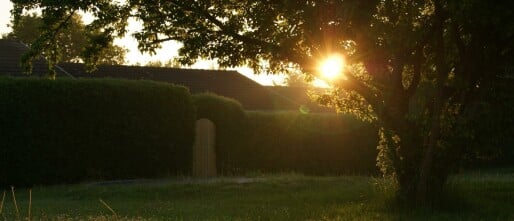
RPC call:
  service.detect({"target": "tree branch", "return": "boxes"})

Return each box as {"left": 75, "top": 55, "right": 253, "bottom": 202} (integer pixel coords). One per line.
{"left": 336, "top": 73, "right": 384, "bottom": 117}
{"left": 44, "top": 10, "right": 77, "bottom": 46}
{"left": 451, "top": 22, "right": 466, "bottom": 60}
{"left": 169, "top": 0, "right": 280, "bottom": 52}
{"left": 403, "top": 17, "right": 436, "bottom": 98}
{"left": 405, "top": 48, "right": 423, "bottom": 97}
{"left": 391, "top": 57, "right": 405, "bottom": 92}
{"left": 416, "top": 0, "right": 448, "bottom": 203}
{"left": 148, "top": 37, "right": 180, "bottom": 45}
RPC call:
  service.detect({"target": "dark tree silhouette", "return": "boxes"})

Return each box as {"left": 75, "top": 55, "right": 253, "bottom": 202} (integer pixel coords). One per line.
{"left": 7, "top": 13, "right": 127, "bottom": 76}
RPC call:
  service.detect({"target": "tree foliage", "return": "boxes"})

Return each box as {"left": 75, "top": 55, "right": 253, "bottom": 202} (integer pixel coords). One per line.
{"left": 7, "top": 13, "right": 127, "bottom": 76}
{"left": 11, "top": 0, "right": 514, "bottom": 205}
{"left": 144, "top": 59, "right": 182, "bottom": 68}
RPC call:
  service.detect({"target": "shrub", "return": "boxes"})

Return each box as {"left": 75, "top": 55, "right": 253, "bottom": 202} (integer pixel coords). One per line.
{"left": 225, "top": 111, "right": 379, "bottom": 175}
{"left": 0, "top": 77, "right": 195, "bottom": 187}
{"left": 192, "top": 93, "right": 247, "bottom": 173}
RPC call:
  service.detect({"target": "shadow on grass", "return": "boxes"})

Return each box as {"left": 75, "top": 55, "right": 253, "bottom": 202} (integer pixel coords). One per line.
{"left": 369, "top": 171, "right": 514, "bottom": 221}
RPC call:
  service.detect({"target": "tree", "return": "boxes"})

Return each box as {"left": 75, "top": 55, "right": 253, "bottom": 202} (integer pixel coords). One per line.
{"left": 11, "top": 0, "right": 514, "bottom": 205}
{"left": 7, "top": 13, "right": 127, "bottom": 75}
{"left": 144, "top": 59, "right": 182, "bottom": 68}
{"left": 283, "top": 68, "right": 312, "bottom": 87}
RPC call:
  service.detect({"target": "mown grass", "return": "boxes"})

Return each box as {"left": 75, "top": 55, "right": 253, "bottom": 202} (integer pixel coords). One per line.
{"left": 1, "top": 170, "right": 513, "bottom": 221}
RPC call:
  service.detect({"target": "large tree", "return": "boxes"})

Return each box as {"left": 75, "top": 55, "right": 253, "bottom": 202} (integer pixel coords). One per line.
{"left": 11, "top": 0, "right": 514, "bottom": 205}
{"left": 6, "top": 13, "right": 127, "bottom": 75}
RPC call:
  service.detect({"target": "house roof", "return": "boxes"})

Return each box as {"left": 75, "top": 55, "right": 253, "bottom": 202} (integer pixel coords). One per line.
{"left": 0, "top": 39, "right": 70, "bottom": 77}
{"left": 0, "top": 39, "right": 335, "bottom": 112}
{"left": 0, "top": 39, "right": 304, "bottom": 110}
{"left": 58, "top": 62, "right": 285, "bottom": 110}
{"left": 266, "top": 86, "right": 335, "bottom": 113}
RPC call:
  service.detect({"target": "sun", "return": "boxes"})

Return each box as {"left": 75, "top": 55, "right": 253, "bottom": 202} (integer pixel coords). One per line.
{"left": 318, "top": 54, "right": 345, "bottom": 80}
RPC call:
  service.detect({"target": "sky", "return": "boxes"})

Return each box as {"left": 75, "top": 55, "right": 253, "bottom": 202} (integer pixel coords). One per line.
{"left": 0, "top": 0, "right": 12, "bottom": 35}
{"left": 0, "top": 0, "right": 289, "bottom": 85}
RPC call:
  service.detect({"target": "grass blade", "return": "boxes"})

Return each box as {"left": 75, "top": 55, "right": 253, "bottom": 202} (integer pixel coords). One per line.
{"left": 0, "top": 191, "right": 5, "bottom": 215}
{"left": 99, "top": 198, "right": 118, "bottom": 218}
{"left": 28, "top": 189, "right": 32, "bottom": 221}
{"left": 11, "top": 186, "right": 20, "bottom": 220}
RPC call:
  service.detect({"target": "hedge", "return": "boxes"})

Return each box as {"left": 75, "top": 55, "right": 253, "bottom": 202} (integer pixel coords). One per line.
{"left": 194, "top": 103, "right": 379, "bottom": 175}
{"left": 192, "top": 93, "right": 247, "bottom": 173}
{"left": 0, "top": 77, "right": 195, "bottom": 187}
{"left": 236, "top": 112, "right": 379, "bottom": 175}
{"left": 190, "top": 93, "right": 378, "bottom": 175}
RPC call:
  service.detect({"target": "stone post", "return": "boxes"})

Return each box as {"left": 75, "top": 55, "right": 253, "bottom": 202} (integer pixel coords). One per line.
{"left": 192, "top": 118, "right": 217, "bottom": 177}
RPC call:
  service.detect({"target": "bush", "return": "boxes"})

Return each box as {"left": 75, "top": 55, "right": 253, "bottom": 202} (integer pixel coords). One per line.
{"left": 0, "top": 77, "right": 195, "bottom": 187}
{"left": 192, "top": 93, "right": 247, "bottom": 173}
{"left": 224, "top": 111, "right": 379, "bottom": 175}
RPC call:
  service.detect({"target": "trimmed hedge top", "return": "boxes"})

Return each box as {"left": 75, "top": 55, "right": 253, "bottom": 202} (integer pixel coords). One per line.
{"left": 192, "top": 92, "right": 246, "bottom": 125}
{"left": 0, "top": 77, "right": 196, "bottom": 186}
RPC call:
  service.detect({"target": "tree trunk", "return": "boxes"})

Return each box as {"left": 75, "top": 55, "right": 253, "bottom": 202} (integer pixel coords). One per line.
{"left": 416, "top": 94, "right": 443, "bottom": 205}
{"left": 395, "top": 135, "right": 447, "bottom": 207}
{"left": 411, "top": 0, "right": 449, "bottom": 206}
{"left": 394, "top": 127, "right": 423, "bottom": 204}
{"left": 391, "top": 118, "right": 448, "bottom": 207}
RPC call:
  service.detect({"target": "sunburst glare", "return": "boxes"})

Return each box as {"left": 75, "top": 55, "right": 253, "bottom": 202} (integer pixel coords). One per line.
{"left": 318, "top": 54, "right": 345, "bottom": 80}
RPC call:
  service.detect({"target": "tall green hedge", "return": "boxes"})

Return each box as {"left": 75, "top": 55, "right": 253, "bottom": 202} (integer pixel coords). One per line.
{"left": 191, "top": 93, "right": 378, "bottom": 175}
{"left": 192, "top": 93, "right": 247, "bottom": 173}
{"left": 0, "top": 77, "right": 195, "bottom": 187}
{"left": 225, "top": 111, "right": 379, "bottom": 175}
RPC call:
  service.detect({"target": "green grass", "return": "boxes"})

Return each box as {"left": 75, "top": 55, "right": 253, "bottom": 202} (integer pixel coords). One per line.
{"left": 1, "top": 170, "right": 513, "bottom": 221}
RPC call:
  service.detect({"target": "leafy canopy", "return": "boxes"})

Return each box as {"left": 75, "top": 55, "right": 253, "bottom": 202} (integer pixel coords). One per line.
{"left": 9, "top": 9, "right": 128, "bottom": 76}
{"left": 9, "top": 13, "right": 127, "bottom": 64}
{"left": 10, "top": 1, "right": 379, "bottom": 76}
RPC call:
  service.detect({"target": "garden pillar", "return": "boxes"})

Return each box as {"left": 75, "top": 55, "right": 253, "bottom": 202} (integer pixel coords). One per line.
{"left": 192, "top": 118, "right": 217, "bottom": 177}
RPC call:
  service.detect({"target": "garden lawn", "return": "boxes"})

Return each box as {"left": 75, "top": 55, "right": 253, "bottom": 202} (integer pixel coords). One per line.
{"left": 1, "top": 169, "right": 513, "bottom": 221}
